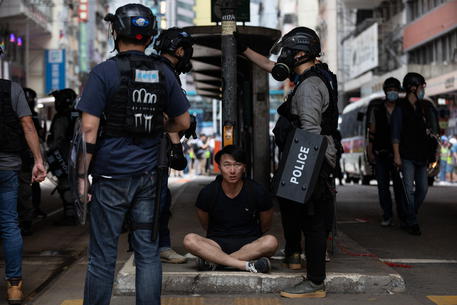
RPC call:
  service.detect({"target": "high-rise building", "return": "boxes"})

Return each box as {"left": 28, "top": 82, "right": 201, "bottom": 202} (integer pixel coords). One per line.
{"left": 0, "top": 0, "right": 53, "bottom": 91}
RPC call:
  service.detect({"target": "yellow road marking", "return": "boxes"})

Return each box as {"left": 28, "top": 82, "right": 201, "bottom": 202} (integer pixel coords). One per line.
{"left": 234, "top": 297, "right": 281, "bottom": 305}
{"left": 427, "top": 296, "right": 457, "bottom": 305}
{"left": 162, "top": 296, "right": 204, "bottom": 305}
{"left": 61, "top": 300, "right": 83, "bottom": 305}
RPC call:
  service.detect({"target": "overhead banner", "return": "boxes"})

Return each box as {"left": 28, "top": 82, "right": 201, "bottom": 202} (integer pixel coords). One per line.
{"left": 347, "top": 23, "right": 378, "bottom": 79}
{"left": 45, "top": 49, "right": 66, "bottom": 93}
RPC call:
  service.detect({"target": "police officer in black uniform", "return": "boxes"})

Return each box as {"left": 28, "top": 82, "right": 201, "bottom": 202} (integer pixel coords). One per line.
{"left": 367, "top": 78, "right": 405, "bottom": 227}
{"left": 240, "top": 27, "right": 338, "bottom": 298}
{"left": 153, "top": 27, "right": 194, "bottom": 264}
{"left": 76, "top": 4, "right": 190, "bottom": 305}
{"left": 47, "top": 88, "right": 78, "bottom": 225}
{"left": 0, "top": 45, "right": 47, "bottom": 304}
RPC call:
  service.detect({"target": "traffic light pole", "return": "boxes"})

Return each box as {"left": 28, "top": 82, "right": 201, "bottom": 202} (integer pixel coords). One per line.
{"left": 221, "top": 0, "right": 237, "bottom": 147}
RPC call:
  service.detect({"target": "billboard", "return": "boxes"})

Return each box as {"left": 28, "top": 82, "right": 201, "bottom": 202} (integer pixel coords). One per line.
{"left": 45, "top": 49, "right": 66, "bottom": 93}
{"left": 347, "top": 23, "right": 378, "bottom": 79}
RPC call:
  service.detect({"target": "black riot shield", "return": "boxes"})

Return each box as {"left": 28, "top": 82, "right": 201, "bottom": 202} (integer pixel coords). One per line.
{"left": 273, "top": 128, "right": 328, "bottom": 204}
{"left": 68, "top": 120, "right": 89, "bottom": 225}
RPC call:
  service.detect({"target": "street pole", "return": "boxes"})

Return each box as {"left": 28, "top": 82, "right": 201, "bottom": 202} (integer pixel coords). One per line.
{"left": 220, "top": 0, "right": 237, "bottom": 147}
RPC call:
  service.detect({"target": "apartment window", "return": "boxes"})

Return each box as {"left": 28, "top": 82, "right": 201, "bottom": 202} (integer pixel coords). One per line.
{"left": 410, "top": 0, "right": 448, "bottom": 20}
{"left": 409, "top": 29, "right": 457, "bottom": 64}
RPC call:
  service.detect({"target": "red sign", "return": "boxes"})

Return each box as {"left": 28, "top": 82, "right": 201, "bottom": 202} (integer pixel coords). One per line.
{"left": 79, "top": 0, "right": 88, "bottom": 22}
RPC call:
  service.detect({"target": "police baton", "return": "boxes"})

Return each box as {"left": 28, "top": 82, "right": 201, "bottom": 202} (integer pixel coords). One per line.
{"left": 152, "top": 133, "right": 169, "bottom": 241}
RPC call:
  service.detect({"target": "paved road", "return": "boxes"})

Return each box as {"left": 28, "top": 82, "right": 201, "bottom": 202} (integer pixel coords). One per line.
{"left": 1, "top": 178, "right": 456, "bottom": 305}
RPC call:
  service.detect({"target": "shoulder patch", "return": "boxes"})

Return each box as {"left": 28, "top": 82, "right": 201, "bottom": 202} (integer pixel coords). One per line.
{"left": 135, "top": 70, "right": 159, "bottom": 83}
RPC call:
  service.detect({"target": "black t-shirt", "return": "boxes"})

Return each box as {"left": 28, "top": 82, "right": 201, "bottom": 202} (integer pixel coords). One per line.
{"left": 196, "top": 178, "right": 273, "bottom": 239}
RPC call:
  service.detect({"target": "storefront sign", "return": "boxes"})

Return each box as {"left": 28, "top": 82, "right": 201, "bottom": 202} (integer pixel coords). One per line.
{"left": 346, "top": 23, "right": 379, "bottom": 79}
{"left": 45, "top": 49, "right": 66, "bottom": 92}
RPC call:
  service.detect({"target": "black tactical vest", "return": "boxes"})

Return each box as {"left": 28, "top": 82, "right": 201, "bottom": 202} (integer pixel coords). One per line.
{"left": 103, "top": 53, "right": 166, "bottom": 138}
{"left": 0, "top": 79, "right": 25, "bottom": 153}
{"left": 273, "top": 65, "right": 339, "bottom": 151}
{"left": 372, "top": 103, "right": 393, "bottom": 155}
{"left": 397, "top": 98, "right": 428, "bottom": 162}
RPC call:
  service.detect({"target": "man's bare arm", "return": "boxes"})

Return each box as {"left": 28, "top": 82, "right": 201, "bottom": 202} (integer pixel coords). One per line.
{"left": 196, "top": 208, "right": 209, "bottom": 231}
{"left": 259, "top": 209, "right": 273, "bottom": 233}
{"left": 80, "top": 112, "right": 100, "bottom": 173}
{"left": 166, "top": 111, "right": 191, "bottom": 133}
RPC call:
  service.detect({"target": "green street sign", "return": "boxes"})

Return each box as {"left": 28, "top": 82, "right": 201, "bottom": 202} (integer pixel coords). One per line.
{"left": 211, "top": 0, "right": 250, "bottom": 22}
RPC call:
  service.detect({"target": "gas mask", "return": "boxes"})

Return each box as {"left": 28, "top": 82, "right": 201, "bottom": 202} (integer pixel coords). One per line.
{"left": 272, "top": 48, "right": 297, "bottom": 81}
{"left": 175, "top": 46, "right": 193, "bottom": 74}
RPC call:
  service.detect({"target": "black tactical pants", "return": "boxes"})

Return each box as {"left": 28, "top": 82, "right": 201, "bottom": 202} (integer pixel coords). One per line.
{"left": 279, "top": 162, "right": 335, "bottom": 284}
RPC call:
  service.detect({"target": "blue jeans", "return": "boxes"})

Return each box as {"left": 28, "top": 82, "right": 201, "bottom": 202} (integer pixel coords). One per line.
{"left": 439, "top": 160, "right": 447, "bottom": 181}
{"left": 401, "top": 159, "right": 428, "bottom": 226}
{"left": 375, "top": 156, "right": 405, "bottom": 222}
{"left": 83, "top": 173, "right": 162, "bottom": 305}
{"left": 0, "top": 170, "right": 23, "bottom": 279}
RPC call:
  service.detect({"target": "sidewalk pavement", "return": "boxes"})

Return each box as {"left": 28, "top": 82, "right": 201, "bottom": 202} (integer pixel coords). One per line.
{"left": 114, "top": 176, "right": 405, "bottom": 295}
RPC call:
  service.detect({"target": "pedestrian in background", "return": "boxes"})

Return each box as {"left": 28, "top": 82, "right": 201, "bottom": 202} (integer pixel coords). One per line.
{"left": 0, "top": 45, "right": 47, "bottom": 305}
{"left": 367, "top": 77, "right": 405, "bottom": 227}
{"left": 439, "top": 136, "right": 451, "bottom": 183}
{"left": 450, "top": 136, "right": 457, "bottom": 182}
{"left": 391, "top": 72, "right": 437, "bottom": 236}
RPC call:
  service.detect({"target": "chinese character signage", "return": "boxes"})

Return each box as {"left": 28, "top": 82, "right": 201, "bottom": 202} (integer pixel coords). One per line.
{"left": 45, "top": 49, "right": 66, "bottom": 93}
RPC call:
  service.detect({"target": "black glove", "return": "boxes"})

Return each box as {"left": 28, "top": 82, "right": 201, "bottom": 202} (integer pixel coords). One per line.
{"left": 169, "top": 143, "right": 187, "bottom": 171}
{"left": 233, "top": 31, "right": 248, "bottom": 53}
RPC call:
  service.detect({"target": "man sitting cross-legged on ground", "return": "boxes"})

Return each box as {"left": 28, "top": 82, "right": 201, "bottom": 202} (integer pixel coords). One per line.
{"left": 183, "top": 145, "right": 278, "bottom": 273}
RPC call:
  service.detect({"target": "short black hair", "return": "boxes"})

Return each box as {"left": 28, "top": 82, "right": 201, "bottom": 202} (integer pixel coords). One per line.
{"left": 215, "top": 145, "right": 247, "bottom": 166}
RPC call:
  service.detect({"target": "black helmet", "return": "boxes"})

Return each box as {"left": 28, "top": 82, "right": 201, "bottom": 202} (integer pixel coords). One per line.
{"left": 23, "top": 88, "right": 37, "bottom": 108}
{"left": 270, "top": 27, "right": 321, "bottom": 57}
{"left": 383, "top": 77, "right": 401, "bottom": 92}
{"left": 104, "top": 4, "right": 158, "bottom": 41}
{"left": 154, "top": 27, "right": 193, "bottom": 54}
{"left": 51, "top": 88, "right": 77, "bottom": 113}
{"left": 402, "top": 72, "right": 426, "bottom": 92}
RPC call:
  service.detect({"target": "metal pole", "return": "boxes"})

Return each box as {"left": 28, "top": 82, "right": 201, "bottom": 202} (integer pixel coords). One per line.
{"left": 221, "top": 0, "right": 237, "bottom": 147}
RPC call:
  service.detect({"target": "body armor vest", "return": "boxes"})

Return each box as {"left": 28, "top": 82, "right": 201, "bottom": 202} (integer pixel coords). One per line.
{"left": 0, "top": 80, "right": 25, "bottom": 153}
{"left": 103, "top": 52, "right": 166, "bottom": 138}
{"left": 273, "top": 65, "right": 339, "bottom": 151}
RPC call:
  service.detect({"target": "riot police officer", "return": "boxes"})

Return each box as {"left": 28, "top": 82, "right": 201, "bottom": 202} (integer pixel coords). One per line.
{"left": 0, "top": 45, "right": 46, "bottom": 304}
{"left": 240, "top": 27, "right": 338, "bottom": 298}
{"left": 153, "top": 27, "right": 194, "bottom": 264}
{"left": 47, "top": 88, "right": 78, "bottom": 225}
{"left": 76, "top": 4, "right": 190, "bottom": 305}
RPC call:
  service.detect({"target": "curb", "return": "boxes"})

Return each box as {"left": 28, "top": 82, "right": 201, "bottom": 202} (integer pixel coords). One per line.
{"left": 114, "top": 256, "right": 405, "bottom": 295}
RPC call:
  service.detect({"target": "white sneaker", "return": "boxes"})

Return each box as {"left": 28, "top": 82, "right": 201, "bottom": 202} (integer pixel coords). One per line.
{"left": 160, "top": 249, "right": 187, "bottom": 264}
{"left": 380, "top": 218, "right": 393, "bottom": 227}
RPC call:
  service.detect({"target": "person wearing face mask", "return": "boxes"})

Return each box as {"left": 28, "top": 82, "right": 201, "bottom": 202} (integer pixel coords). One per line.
{"left": 391, "top": 72, "right": 434, "bottom": 236}
{"left": 367, "top": 78, "right": 405, "bottom": 228}
{"left": 238, "top": 27, "right": 339, "bottom": 298}
{"left": 153, "top": 27, "right": 194, "bottom": 264}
